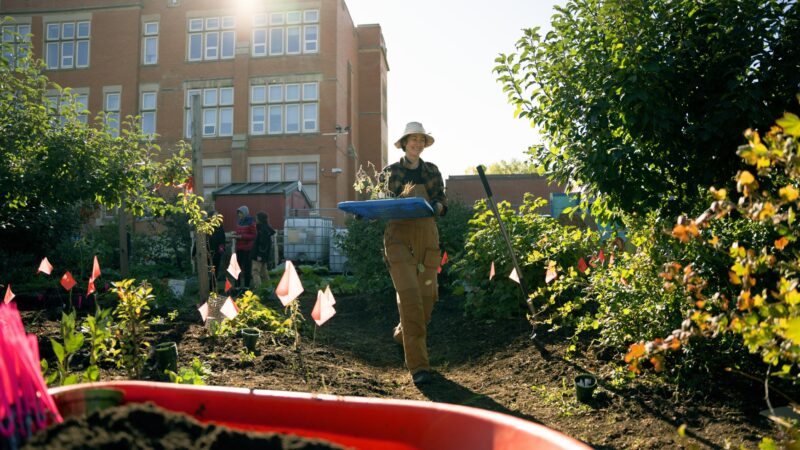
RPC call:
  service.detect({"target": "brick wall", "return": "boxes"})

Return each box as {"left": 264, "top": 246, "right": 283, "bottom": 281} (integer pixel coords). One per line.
{"left": 446, "top": 174, "right": 564, "bottom": 214}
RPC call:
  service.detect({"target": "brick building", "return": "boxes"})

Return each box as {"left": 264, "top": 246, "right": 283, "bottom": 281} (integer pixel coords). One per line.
{"left": 0, "top": 0, "right": 388, "bottom": 209}
{"left": 445, "top": 174, "right": 564, "bottom": 215}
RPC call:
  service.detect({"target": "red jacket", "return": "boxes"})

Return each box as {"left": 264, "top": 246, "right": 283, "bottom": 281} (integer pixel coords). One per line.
{"left": 235, "top": 217, "right": 257, "bottom": 252}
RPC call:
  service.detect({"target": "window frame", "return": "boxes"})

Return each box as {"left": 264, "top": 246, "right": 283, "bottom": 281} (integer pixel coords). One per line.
{"left": 250, "top": 81, "right": 319, "bottom": 136}
{"left": 249, "top": 164, "right": 266, "bottom": 182}
{"left": 140, "top": 91, "right": 157, "bottom": 137}
{"left": 45, "top": 20, "right": 90, "bottom": 70}
{"left": 142, "top": 21, "right": 159, "bottom": 65}
{"left": 104, "top": 91, "right": 121, "bottom": 137}
{"left": 186, "top": 87, "right": 234, "bottom": 138}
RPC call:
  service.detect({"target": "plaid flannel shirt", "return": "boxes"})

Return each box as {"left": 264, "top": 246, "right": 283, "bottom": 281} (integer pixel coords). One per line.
{"left": 381, "top": 156, "right": 448, "bottom": 215}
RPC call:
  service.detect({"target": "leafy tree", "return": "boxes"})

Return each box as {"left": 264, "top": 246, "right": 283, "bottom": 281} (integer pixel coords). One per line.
{"left": 463, "top": 158, "right": 536, "bottom": 175}
{"left": 495, "top": 0, "right": 800, "bottom": 216}
{"left": 0, "top": 22, "right": 220, "bottom": 266}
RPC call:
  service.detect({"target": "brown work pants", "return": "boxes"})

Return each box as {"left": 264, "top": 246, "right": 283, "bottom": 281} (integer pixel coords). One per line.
{"left": 384, "top": 216, "right": 440, "bottom": 374}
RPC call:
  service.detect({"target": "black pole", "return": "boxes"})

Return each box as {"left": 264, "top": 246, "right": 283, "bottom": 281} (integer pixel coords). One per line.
{"left": 476, "top": 166, "right": 535, "bottom": 318}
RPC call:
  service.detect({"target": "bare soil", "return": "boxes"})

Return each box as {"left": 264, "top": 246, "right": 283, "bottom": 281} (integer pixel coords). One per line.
{"left": 22, "top": 292, "right": 784, "bottom": 449}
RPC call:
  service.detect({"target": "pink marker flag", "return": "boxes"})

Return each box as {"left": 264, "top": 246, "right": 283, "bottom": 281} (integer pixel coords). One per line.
{"left": 275, "top": 260, "right": 304, "bottom": 306}
{"left": 489, "top": 261, "right": 496, "bottom": 280}
{"left": 311, "top": 287, "right": 336, "bottom": 326}
{"left": 509, "top": 268, "right": 520, "bottom": 284}
{"left": 3, "top": 285, "right": 14, "bottom": 304}
{"left": 609, "top": 253, "right": 615, "bottom": 266}
{"left": 438, "top": 251, "right": 449, "bottom": 274}
{"left": 86, "top": 280, "right": 96, "bottom": 296}
{"left": 324, "top": 285, "right": 336, "bottom": 305}
{"left": 220, "top": 296, "right": 239, "bottom": 320}
{"left": 545, "top": 262, "right": 558, "bottom": 284}
{"left": 577, "top": 257, "right": 588, "bottom": 274}
{"left": 60, "top": 272, "right": 76, "bottom": 291}
{"left": 227, "top": 253, "right": 241, "bottom": 280}
{"left": 198, "top": 302, "right": 209, "bottom": 323}
{"left": 37, "top": 257, "right": 53, "bottom": 275}
{"left": 91, "top": 256, "right": 101, "bottom": 282}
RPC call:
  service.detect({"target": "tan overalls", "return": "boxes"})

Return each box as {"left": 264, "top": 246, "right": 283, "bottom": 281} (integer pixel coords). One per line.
{"left": 383, "top": 185, "right": 440, "bottom": 375}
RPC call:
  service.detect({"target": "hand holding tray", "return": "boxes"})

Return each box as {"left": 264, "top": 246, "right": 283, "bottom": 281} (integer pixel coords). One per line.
{"left": 338, "top": 198, "right": 434, "bottom": 220}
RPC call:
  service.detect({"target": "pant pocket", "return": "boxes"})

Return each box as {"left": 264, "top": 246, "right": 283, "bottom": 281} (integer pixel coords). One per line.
{"left": 423, "top": 247, "right": 440, "bottom": 269}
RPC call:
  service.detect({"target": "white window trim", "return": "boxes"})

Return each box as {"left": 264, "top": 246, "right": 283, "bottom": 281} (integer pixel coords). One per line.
{"left": 286, "top": 26, "right": 301, "bottom": 55}
{"left": 303, "top": 24, "right": 318, "bottom": 54}
{"left": 221, "top": 30, "right": 235, "bottom": 59}
{"left": 187, "top": 33, "right": 202, "bottom": 61}
{"left": 251, "top": 106, "right": 265, "bottom": 135}
{"left": 143, "top": 21, "right": 159, "bottom": 65}
{"left": 45, "top": 20, "right": 91, "bottom": 70}
{"left": 269, "top": 27, "right": 284, "bottom": 56}
{"left": 250, "top": 81, "right": 319, "bottom": 136}
{"left": 185, "top": 86, "right": 234, "bottom": 138}
{"left": 204, "top": 31, "right": 219, "bottom": 60}
{"left": 140, "top": 91, "right": 157, "bottom": 136}
{"left": 252, "top": 28, "right": 267, "bottom": 56}
{"left": 303, "top": 10, "right": 319, "bottom": 23}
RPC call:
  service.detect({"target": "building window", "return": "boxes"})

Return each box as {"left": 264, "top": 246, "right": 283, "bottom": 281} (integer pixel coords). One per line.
{"left": 45, "top": 92, "right": 89, "bottom": 125}
{"left": 45, "top": 20, "right": 90, "bottom": 69}
{"left": 104, "top": 91, "right": 121, "bottom": 137}
{"left": 2, "top": 23, "right": 31, "bottom": 68}
{"left": 142, "top": 22, "right": 158, "bottom": 65}
{"left": 267, "top": 164, "right": 282, "bottom": 181}
{"left": 140, "top": 91, "right": 157, "bottom": 136}
{"left": 303, "top": 184, "right": 318, "bottom": 204}
{"left": 187, "top": 16, "right": 235, "bottom": 62}
{"left": 302, "top": 162, "right": 317, "bottom": 182}
{"left": 202, "top": 165, "right": 231, "bottom": 193}
{"left": 250, "top": 164, "right": 266, "bottom": 182}
{"left": 251, "top": 9, "right": 319, "bottom": 57}
{"left": 250, "top": 162, "right": 316, "bottom": 205}
{"left": 250, "top": 81, "right": 318, "bottom": 135}
{"left": 185, "top": 87, "right": 234, "bottom": 138}
{"left": 284, "top": 163, "right": 299, "bottom": 181}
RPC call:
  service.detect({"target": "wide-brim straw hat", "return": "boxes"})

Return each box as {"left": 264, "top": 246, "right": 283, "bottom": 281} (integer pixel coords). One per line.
{"left": 394, "top": 122, "right": 434, "bottom": 149}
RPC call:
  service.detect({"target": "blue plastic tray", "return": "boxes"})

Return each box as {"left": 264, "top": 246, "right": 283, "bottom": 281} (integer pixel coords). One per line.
{"left": 338, "top": 198, "right": 434, "bottom": 220}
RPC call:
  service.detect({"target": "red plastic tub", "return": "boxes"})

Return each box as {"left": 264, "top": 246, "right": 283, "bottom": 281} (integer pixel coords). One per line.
{"left": 49, "top": 381, "right": 591, "bottom": 449}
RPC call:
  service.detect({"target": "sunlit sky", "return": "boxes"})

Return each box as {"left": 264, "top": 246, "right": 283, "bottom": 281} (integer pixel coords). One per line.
{"left": 344, "top": 0, "right": 565, "bottom": 178}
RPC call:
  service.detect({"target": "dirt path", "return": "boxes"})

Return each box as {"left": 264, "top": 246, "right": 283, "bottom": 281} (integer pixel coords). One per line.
{"left": 26, "top": 292, "right": 779, "bottom": 449}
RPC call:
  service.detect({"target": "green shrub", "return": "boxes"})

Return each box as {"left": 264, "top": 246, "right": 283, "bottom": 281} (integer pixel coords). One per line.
{"left": 338, "top": 217, "right": 392, "bottom": 293}
{"left": 111, "top": 279, "right": 152, "bottom": 378}
{"left": 233, "top": 290, "right": 293, "bottom": 339}
{"left": 628, "top": 109, "right": 800, "bottom": 382}
{"left": 452, "top": 195, "right": 600, "bottom": 319}
{"left": 438, "top": 200, "right": 473, "bottom": 263}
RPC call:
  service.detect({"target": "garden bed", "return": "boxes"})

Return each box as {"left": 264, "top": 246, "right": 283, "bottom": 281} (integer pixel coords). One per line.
{"left": 21, "top": 291, "right": 785, "bottom": 449}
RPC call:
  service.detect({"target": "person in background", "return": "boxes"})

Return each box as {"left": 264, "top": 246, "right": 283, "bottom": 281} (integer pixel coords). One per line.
{"left": 251, "top": 211, "right": 276, "bottom": 289}
{"left": 381, "top": 121, "right": 447, "bottom": 386}
{"left": 208, "top": 216, "right": 227, "bottom": 289}
{"left": 233, "top": 205, "right": 256, "bottom": 289}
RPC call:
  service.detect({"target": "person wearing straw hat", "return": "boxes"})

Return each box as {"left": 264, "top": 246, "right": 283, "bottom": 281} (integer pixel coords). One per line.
{"left": 381, "top": 121, "right": 447, "bottom": 385}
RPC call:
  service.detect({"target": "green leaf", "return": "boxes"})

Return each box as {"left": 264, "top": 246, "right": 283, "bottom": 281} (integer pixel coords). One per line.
{"left": 51, "top": 339, "right": 65, "bottom": 363}
{"left": 63, "top": 374, "right": 80, "bottom": 386}
{"left": 84, "top": 365, "right": 100, "bottom": 382}
{"left": 776, "top": 112, "right": 800, "bottom": 137}
{"left": 65, "top": 332, "right": 85, "bottom": 354}
{"left": 783, "top": 317, "right": 800, "bottom": 343}
{"left": 758, "top": 437, "right": 777, "bottom": 450}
